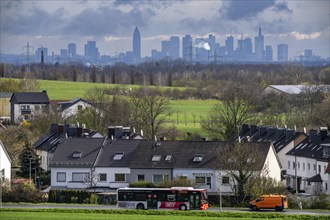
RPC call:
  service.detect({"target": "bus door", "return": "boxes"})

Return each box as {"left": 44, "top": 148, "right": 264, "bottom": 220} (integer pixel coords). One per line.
{"left": 147, "top": 193, "right": 158, "bottom": 209}
{"left": 189, "top": 193, "right": 201, "bottom": 210}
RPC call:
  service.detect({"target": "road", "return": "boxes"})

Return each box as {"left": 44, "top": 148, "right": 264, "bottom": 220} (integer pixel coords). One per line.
{"left": 1, "top": 203, "right": 329, "bottom": 216}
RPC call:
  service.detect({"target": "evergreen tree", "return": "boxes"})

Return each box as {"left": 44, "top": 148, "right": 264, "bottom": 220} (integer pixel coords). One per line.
{"left": 19, "top": 144, "right": 41, "bottom": 180}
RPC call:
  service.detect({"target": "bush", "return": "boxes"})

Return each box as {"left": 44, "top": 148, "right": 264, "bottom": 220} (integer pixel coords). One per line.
{"left": 2, "top": 183, "right": 43, "bottom": 203}
{"left": 48, "top": 190, "right": 97, "bottom": 204}
{"left": 309, "top": 194, "right": 330, "bottom": 209}
{"left": 288, "top": 194, "right": 330, "bottom": 209}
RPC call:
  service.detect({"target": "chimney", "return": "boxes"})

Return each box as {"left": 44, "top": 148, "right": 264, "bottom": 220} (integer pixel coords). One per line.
{"left": 77, "top": 127, "right": 83, "bottom": 137}
{"left": 258, "top": 126, "right": 267, "bottom": 138}
{"left": 68, "top": 126, "right": 77, "bottom": 137}
{"left": 241, "top": 124, "right": 249, "bottom": 135}
{"left": 320, "top": 129, "right": 328, "bottom": 141}
{"left": 57, "top": 124, "right": 64, "bottom": 135}
{"left": 108, "top": 126, "right": 116, "bottom": 139}
{"left": 50, "top": 124, "right": 58, "bottom": 134}
{"left": 309, "top": 129, "right": 318, "bottom": 141}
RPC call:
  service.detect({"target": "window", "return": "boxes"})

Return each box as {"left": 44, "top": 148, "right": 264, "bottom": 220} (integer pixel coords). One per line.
{"left": 57, "top": 172, "right": 66, "bottom": 182}
{"left": 99, "top": 173, "right": 107, "bottom": 182}
{"left": 228, "top": 158, "right": 236, "bottom": 163}
{"left": 137, "top": 174, "right": 145, "bottom": 181}
{"left": 195, "top": 176, "right": 205, "bottom": 184}
{"left": 313, "top": 164, "right": 316, "bottom": 172}
{"left": 308, "top": 163, "right": 311, "bottom": 170}
{"left": 77, "top": 105, "right": 83, "bottom": 111}
{"left": 193, "top": 154, "right": 204, "bottom": 162}
{"left": 165, "top": 155, "right": 172, "bottom": 161}
{"left": 153, "top": 174, "right": 169, "bottom": 183}
{"left": 72, "top": 151, "right": 82, "bottom": 158}
{"left": 326, "top": 183, "right": 328, "bottom": 192}
{"left": 115, "top": 173, "right": 126, "bottom": 182}
{"left": 293, "top": 162, "right": 296, "bottom": 169}
{"left": 151, "top": 155, "right": 161, "bottom": 162}
{"left": 303, "top": 163, "right": 305, "bottom": 171}
{"left": 318, "top": 165, "right": 321, "bottom": 173}
{"left": 288, "top": 161, "right": 290, "bottom": 169}
{"left": 222, "top": 176, "right": 230, "bottom": 184}
{"left": 72, "top": 173, "right": 89, "bottom": 182}
{"left": 113, "top": 152, "right": 124, "bottom": 160}
{"left": 35, "top": 105, "right": 40, "bottom": 110}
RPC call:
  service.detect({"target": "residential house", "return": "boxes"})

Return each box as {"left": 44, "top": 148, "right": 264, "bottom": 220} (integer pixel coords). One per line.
{"left": 286, "top": 128, "right": 330, "bottom": 195}
{"left": 130, "top": 140, "right": 281, "bottom": 195}
{"left": 10, "top": 91, "right": 49, "bottom": 123}
{"left": 238, "top": 124, "right": 307, "bottom": 175}
{"left": 56, "top": 98, "right": 93, "bottom": 120}
{"left": 50, "top": 138, "right": 106, "bottom": 190}
{"left": 0, "top": 140, "right": 12, "bottom": 182}
{"left": 33, "top": 124, "right": 103, "bottom": 171}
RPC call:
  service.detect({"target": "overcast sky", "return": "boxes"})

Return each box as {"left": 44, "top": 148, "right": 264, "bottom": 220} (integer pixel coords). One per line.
{"left": 1, "top": 0, "right": 329, "bottom": 59}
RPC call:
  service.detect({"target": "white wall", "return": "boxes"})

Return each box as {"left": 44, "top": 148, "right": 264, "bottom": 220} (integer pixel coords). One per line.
{"left": 0, "top": 141, "right": 11, "bottom": 181}
{"left": 94, "top": 167, "right": 130, "bottom": 188}
{"left": 51, "top": 167, "right": 92, "bottom": 189}
{"left": 61, "top": 101, "right": 92, "bottom": 119}
{"left": 264, "top": 145, "right": 282, "bottom": 182}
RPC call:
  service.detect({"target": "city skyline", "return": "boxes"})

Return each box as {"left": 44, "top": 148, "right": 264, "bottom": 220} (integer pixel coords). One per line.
{"left": 0, "top": 0, "right": 329, "bottom": 60}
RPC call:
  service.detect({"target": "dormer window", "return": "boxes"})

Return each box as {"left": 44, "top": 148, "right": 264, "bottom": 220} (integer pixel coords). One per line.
{"left": 151, "top": 155, "right": 161, "bottom": 162}
{"left": 72, "top": 151, "right": 82, "bottom": 158}
{"left": 165, "top": 155, "right": 172, "bottom": 161}
{"left": 193, "top": 154, "right": 204, "bottom": 162}
{"left": 228, "top": 158, "right": 236, "bottom": 163}
{"left": 113, "top": 152, "right": 124, "bottom": 160}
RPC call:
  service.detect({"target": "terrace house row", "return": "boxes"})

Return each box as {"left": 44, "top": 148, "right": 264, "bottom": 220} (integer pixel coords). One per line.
{"left": 49, "top": 138, "right": 281, "bottom": 195}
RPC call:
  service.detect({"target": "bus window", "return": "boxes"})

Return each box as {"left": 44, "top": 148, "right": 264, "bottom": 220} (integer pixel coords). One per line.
{"left": 167, "top": 194, "right": 175, "bottom": 202}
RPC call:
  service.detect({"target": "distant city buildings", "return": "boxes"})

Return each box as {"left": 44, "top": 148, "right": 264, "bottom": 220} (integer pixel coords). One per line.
{"left": 0, "top": 27, "right": 328, "bottom": 66}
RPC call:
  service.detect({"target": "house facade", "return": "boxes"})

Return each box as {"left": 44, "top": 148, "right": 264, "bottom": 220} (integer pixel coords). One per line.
{"left": 56, "top": 98, "right": 93, "bottom": 120}
{"left": 286, "top": 128, "right": 330, "bottom": 195}
{"left": 0, "top": 140, "right": 12, "bottom": 182}
{"left": 49, "top": 138, "right": 281, "bottom": 195}
{"left": 10, "top": 91, "right": 49, "bottom": 123}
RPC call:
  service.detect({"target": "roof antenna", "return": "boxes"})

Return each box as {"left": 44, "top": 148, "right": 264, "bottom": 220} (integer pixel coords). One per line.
{"left": 303, "top": 127, "right": 307, "bottom": 134}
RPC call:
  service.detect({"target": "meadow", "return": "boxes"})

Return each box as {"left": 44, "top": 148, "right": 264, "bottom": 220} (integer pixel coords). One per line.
{"left": 38, "top": 79, "right": 218, "bottom": 136}
{"left": 1, "top": 208, "right": 327, "bottom": 220}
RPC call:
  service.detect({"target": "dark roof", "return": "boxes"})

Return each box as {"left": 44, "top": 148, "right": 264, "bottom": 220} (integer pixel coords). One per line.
{"left": 58, "top": 98, "right": 90, "bottom": 111}
{"left": 286, "top": 129, "right": 330, "bottom": 161}
{"left": 130, "top": 140, "right": 271, "bottom": 170}
{"left": 238, "top": 124, "right": 307, "bottom": 153}
{"left": 95, "top": 139, "right": 141, "bottom": 167}
{"left": 49, "top": 138, "right": 105, "bottom": 168}
{"left": 307, "top": 174, "right": 323, "bottom": 182}
{"left": 10, "top": 92, "right": 49, "bottom": 104}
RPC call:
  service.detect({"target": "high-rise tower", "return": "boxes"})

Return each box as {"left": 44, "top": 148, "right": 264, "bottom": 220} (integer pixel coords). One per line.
{"left": 255, "top": 27, "right": 264, "bottom": 61}
{"left": 133, "top": 26, "right": 141, "bottom": 63}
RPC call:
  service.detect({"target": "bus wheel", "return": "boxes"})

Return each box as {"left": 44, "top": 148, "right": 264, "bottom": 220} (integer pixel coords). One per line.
{"left": 251, "top": 206, "right": 258, "bottom": 211}
{"left": 137, "top": 203, "right": 145, "bottom": 210}
{"left": 179, "top": 205, "right": 187, "bottom": 211}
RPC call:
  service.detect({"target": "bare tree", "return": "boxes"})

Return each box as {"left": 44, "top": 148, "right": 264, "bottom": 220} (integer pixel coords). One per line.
{"left": 201, "top": 85, "right": 255, "bottom": 140}
{"left": 129, "top": 91, "right": 171, "bottom": 140}
{"left": 216, "top": 142, "right": 270, "bottom": 204}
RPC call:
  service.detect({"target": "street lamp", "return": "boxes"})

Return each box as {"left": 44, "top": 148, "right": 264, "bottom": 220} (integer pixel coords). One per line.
{"left": 217, "top": 172, "right": 223, "bottom": 212}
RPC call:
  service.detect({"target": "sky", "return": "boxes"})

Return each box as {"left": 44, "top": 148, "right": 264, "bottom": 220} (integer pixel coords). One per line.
{"left": 1, "top": 0, "right": 329, "bottom": 60}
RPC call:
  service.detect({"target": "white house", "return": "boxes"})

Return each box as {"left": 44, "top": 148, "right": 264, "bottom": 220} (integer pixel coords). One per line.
{"left": 0, "top": 140, "right": 11, "bottom": 182}
{"left": 286, "top": 128, "right": 330, "bottom": 195}
{"left": 56, "top": 98, "right": 93, "bottom": 120}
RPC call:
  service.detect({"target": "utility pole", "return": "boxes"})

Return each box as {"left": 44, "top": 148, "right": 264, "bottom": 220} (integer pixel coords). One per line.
{"left": 29, "top": 158, "right": 32, "bottom": 185}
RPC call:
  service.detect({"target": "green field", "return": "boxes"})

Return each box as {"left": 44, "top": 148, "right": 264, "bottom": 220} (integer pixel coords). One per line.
{"left": 1, "top": 208, "right": 327, "bottom": 220}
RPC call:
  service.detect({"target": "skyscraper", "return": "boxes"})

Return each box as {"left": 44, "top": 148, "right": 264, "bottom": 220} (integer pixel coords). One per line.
{"left": 133, "top": 26, "right": 141, "bottom": 63}
{"left": 84, "top": 41, "right": 99, "bottom": 64}
{"left": 68, "top": 43, "right": 76, "bottom": 58}
{"left": 277, "top": 44, "right": 288, "bottom": 62}
{"left": 265, "top": 45, "right": 273, "bottom": 61}
{"left": 255, "top": 27, "right": 264, "bottom": 61}
{"left": 162, "top": 36, "right": 180, "bottom": 60}
{"left": 225, "top": 36, "right": 234, "bottom": 56}
{"left": 182, "top": 35, "right": 192, "bottom": 62}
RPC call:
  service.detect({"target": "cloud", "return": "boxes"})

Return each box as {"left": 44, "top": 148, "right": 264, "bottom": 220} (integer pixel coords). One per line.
{"left": 273, "top": 2, "right": 292, "bottom": 13}
{"left": 221, "top": 0, "right": 276, "bottom": 20}
{"left": 290, "top": 31, "right": 321, "bottom": 40}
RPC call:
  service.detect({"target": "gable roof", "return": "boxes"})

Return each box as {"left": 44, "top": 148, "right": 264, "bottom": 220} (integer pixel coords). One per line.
{"left": 0, "top": 140, "right": 12, "bottom": 163}
{"left": 264, "top": 85, "right": 330, "bottom": 95}
{"left": 238, "top": 124, "right": 307, "bottom": 153}
{"left": 130, "top": 140, "right": 272, "bottom": 170}
{"left": 49, "top": 138, "right": 105, "bottom": 168}
{"left": 286, "top": 129, "right": 330, "bottom": 161}
{"left": 10, "top": 92, "right": 49, "bottom": 104}
{"left": 94, "top": 139, "right": 141, "bottom": 167}
{"left": 57, "top": 98, "right": 91, "bottom": 111}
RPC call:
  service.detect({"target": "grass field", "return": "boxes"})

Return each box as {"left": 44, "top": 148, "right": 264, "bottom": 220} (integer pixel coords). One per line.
{"left": 1, "top": 208, "right": 327, "bottom": 220}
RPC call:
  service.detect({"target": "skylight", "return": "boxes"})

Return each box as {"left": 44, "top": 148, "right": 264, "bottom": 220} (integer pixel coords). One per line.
{"left": 151, "top": 155, "right": 161, "bottom": 162}
{"left": 193, "top": 154, "right": 204, "bottom": 162}
{"left": 72, "top": 151, "right": 82, "bottom": 158}
{"left": 113, "top": 152, "right": 124, "bottom": 160}
{"left": 165, "top": 155, "right": 172, "bottom": 161}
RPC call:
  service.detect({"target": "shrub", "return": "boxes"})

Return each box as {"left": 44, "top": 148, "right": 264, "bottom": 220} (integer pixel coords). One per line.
{"left": 309, "top": 194, "right": 330, "bottom": 209}
{"left": 2, "top": 182, "right": 43, "bottom": 203}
